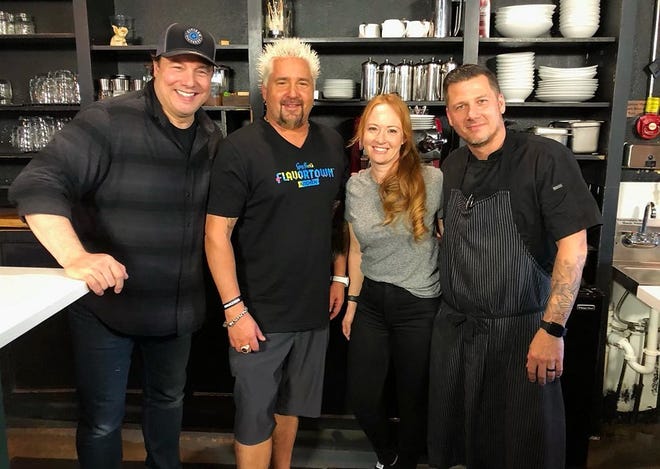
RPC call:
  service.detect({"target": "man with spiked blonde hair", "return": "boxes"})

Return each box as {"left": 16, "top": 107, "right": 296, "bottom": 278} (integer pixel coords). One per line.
{"left": 205, "top": 38, "right": 348, "bottom": 468}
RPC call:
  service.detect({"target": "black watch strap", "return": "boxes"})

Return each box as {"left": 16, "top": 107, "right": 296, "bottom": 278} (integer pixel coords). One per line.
{"left": 540, "top": 320, "right": 567, "bottom": 338}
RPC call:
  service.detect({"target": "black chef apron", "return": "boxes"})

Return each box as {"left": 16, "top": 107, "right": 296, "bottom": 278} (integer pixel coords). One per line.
{"left": 428, "top": 188, "right": 565, "bottom": 469}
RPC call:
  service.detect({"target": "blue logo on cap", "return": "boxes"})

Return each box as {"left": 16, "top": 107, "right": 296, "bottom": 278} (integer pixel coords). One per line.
{"left": 184, "top": 28, "right": 203, "bottom": 45}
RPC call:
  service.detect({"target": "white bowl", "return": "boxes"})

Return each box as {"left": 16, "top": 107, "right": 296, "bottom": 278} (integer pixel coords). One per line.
{"left": 500, "top": 87, "right": 534, "bottom": 103}
{"left": 495, "top": 20, "right": 552, "bottom": 38}
{"left": 497, "top": 4, "right": 556, "bottom": 14}
{"left": 560, "top": 14, "right": 600, "bottom": 23}
{"left": 560, "top": 23, "right": 599, "bottom": 38}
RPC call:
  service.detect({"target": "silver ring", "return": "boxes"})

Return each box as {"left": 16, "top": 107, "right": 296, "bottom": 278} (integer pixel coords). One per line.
{"left": 240, "top": 344, "right": 251, "bottom": 354}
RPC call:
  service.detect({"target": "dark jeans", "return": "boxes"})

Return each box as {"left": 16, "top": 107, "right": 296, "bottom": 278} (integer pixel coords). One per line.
{"left": 68, "top": 305, "right": 192, "bottom": 469}
{"left": 347, "top": 277, "right": 439, "bottom": 469}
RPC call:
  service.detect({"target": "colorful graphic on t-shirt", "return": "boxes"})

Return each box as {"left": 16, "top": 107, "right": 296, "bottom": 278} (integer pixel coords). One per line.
{"left": 275, "top": 162, "right": 336, "bottom": 188}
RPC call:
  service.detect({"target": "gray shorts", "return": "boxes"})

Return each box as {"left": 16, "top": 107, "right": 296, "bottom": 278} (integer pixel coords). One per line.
{"left": 229, "top": 326, "right": 329, "bottom": 445}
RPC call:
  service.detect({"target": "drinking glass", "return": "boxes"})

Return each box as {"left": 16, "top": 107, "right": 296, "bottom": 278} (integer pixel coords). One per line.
{"left": 0, "top": 79, "right": 12, "bottom": 104}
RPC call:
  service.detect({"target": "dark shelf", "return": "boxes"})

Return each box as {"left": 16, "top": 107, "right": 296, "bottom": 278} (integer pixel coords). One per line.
{"left": 575, "top": 154, "right": 606, "bottom": 161}
{"left": 203, "top": 105, "right": 251, "bottom": 111}
{"left": 90, "top": 44, "right": 248, "bottom": 52}
{"left": 314, "top": 99, "right": 610, "bottom": 108}
{"left": 507, "top": 101, "right": 610, "bottom": 108}
{"left": 480, "top": 37, "right": 617, "bottom": 47}
{"left": 265, "top": 37, "right": 463, "bottom": 49}
{"left": 0, "top": 33, "right": 75, "bottom": 44}
{"left": 0, "top": 153, "right": 33, "bottom": 160}
{"left": 0, "top": 105, "right": 80, "bottom": 112}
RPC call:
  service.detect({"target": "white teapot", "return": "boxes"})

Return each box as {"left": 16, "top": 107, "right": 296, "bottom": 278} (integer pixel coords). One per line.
{"left": 406, "top": 20, "right": 432, "bottom": 38}
{"left": 381, "top": 19, "right": 407, "bottom": 38}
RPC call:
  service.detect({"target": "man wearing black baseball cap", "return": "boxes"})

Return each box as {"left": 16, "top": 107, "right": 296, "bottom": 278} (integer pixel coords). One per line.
{"left": 10, "top": 22, "right": 221, "bottom": 469}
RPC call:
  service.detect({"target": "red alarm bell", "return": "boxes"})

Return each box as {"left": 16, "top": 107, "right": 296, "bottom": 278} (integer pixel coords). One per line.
{"left": 636, "top": 96, "right": 660, "bottom": 140}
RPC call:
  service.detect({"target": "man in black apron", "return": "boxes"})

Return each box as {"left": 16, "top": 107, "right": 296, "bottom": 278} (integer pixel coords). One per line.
{"left": 428, "top": 64, "right": 601, "bottom": 468}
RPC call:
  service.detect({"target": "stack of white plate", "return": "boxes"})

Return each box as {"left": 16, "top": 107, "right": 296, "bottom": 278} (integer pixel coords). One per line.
{"left": 495, "top": 4, "right": 555, "bottom": 38}
{"left": 410, "top": 114, "right": 435, "bottom": 130}
{"left": 535, "top": 65, "right": 598, "bottom": 102}
{"left": 496, "top": 52, "right": 535, "bottom": 103}
{"left": 322, "top": 79, "right": 355, "bottom": 99}
{"left": 559, "top": 0, "right": 600, "bottom": 38}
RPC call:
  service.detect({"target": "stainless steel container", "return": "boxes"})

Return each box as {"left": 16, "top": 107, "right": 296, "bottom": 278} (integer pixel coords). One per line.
{"left": 361, "top": 57, "right": 379, "bottom": 101}
{"left": 412, "top": 59, "right": 428, "bottom": 101}
{"left": 425, "top": 57, "right": 442, "bottom": 101}
{"left": 440, "top": 56, "right": 458, "bottom": 101}
{"left": 396, "top": 59, "right": 413, "bottom": 101}
{"left": 531, "top": 126, "right": 569, "bottom": 146}
{"left": 97, "top": 77, "right": 112, "bottom": 100}
{"left": 111, "top": 74, "right": 131, "bottom": 97}
{"left": 551, "top": 120, "right": 603, "bottom": 154}
{"left": 379, "top": 59, "right": 396, "bottom": 94}
{"left": 433, "top": 0, "right": 452, "bottom": 37}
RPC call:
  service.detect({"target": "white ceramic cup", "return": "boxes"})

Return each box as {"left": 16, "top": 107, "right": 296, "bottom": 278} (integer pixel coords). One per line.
{"left": 359, "top": 23, "right": 380, "bottom": 37}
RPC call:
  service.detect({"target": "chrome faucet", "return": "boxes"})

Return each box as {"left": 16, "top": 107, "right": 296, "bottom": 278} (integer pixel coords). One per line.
{"left": 640, "top": 201, "right": 656, "bottom": 234}
{"left": 622, "top": 201, "right": 660, "bottom": 248}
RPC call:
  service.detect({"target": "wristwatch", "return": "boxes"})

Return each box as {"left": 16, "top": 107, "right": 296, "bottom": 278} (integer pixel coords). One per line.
{"left": 540, "top": 320, "right": 567, "bottom": 338}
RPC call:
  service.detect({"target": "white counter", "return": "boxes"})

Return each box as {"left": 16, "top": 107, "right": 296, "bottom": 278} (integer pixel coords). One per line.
{"left": 637, "top": 285, "right": 660, "bottom": 311}
{"left": 0, "top": 267, "right": 88, "bottom": 348}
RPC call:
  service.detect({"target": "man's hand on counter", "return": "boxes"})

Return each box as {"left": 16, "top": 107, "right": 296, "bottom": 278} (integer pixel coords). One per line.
{"left": 64, "top": 252, "right": 128, "bottom": 296}
{"left": 24, "top": 213, "right": 128, "bottom": 295}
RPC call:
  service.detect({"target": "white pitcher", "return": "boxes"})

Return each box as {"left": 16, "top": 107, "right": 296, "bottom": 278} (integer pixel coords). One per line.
{"left": 406, "top": 20, "right": 432, "bottom": 37}
{"left": 381, "top": 19, "right": 406, "bottom": 38}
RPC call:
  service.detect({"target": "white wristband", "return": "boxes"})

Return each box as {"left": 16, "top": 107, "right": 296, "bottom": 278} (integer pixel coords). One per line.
{"left": 331, "top": 275, "right": 349, "bottom": 287}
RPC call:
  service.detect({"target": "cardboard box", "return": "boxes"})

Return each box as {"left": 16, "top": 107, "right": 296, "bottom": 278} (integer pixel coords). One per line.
{"left": 222, "top": 93, "right": 249, "bottom": 107}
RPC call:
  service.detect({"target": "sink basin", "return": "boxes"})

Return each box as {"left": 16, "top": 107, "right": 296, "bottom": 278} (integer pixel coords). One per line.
{"left": 619, "top": 266, "right": 660, "bottom": 285}
{"left": 613, "top": 261, "right": 660, "bottom": 293}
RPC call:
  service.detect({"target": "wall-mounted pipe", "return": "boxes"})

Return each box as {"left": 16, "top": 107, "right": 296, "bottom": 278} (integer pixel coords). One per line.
{"left": 608, "top": 308, "right": 660, "bottom": 375}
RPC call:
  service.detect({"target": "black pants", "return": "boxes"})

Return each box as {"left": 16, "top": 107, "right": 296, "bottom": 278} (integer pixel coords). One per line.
{"left": 347, "top": 277, "right": 439, "bottom": 468}
{"left": 68, "top": 305, "right": 192, "bottom": 469}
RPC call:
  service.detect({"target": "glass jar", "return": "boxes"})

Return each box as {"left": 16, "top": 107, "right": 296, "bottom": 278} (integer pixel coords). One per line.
{"left": 13, "top": 12, "right": 35, "bottom": 35}
{"left": 263, "top": 0, "right": 293, "bottom": 38}
{"left": 0, "top": 11, "right": 14, "bottom": 35}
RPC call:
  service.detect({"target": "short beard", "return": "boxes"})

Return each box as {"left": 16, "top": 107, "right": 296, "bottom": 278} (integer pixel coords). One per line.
{"left": 276, "top": 106, "right": 306, "bottom": 130}
{"left": 276, "top": 115, "right": 305, "bottom": 130}
{"left": 468, "top": 137, "right": 489, "bottom": 147}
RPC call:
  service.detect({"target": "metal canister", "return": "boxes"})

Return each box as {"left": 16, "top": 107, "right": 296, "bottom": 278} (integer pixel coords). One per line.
{"left": 111, "top": 74, "right": 131, "bottom": 97}
{"left": 412, "top": 59, "right": 428, "bottom": 101}
{"left": 425, "top": 57, "right": 442, "bottom": 101}
{"left": 379, "top": 59, "right": 396, "bottom": 95}
{"left": 440, "top": 56, "right": 458, "bottom": 101}
{"left": 395, "top": 59, "right": 413, "bottom": 101}
{"left": 432, "top": 0, "right": 452, "bottom": 38}
{"left": 361, "top": 57, "right": 379, "bottom": 101}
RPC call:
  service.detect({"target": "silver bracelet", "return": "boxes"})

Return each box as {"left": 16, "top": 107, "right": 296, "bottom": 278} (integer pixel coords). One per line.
{"left": 223, "top": 307, "right": 248, "bottom": 328}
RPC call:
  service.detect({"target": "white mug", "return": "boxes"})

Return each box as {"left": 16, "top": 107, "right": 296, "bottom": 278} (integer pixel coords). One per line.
{"left": 359, "top": 23, "right": 380, "bottom": 38}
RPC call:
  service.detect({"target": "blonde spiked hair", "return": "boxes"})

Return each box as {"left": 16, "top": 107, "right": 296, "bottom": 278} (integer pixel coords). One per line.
{"left": 257, "top": 38, "right": 321, "bottom": 86}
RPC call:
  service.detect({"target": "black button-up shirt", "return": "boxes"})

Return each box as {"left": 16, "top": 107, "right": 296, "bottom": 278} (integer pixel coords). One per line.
{"left": 10, "top": 81, "right": 222, "bottom": 336}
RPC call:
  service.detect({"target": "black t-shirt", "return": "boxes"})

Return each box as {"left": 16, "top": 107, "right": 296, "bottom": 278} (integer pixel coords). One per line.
{"left": 207, "top": 119, "right": 347, "bottom": 332}
{"left": 441, "top": 130, "right": 602, "bottom": 272}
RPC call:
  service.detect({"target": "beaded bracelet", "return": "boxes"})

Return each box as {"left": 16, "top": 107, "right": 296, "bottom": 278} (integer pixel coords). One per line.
{"left": 223, "top": 307, "right": 248, "bottom": 328}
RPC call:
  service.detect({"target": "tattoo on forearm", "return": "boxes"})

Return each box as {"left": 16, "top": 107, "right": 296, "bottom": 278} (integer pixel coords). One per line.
{"left": 546, "top": 253, "right": 586, "bottom": 324}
